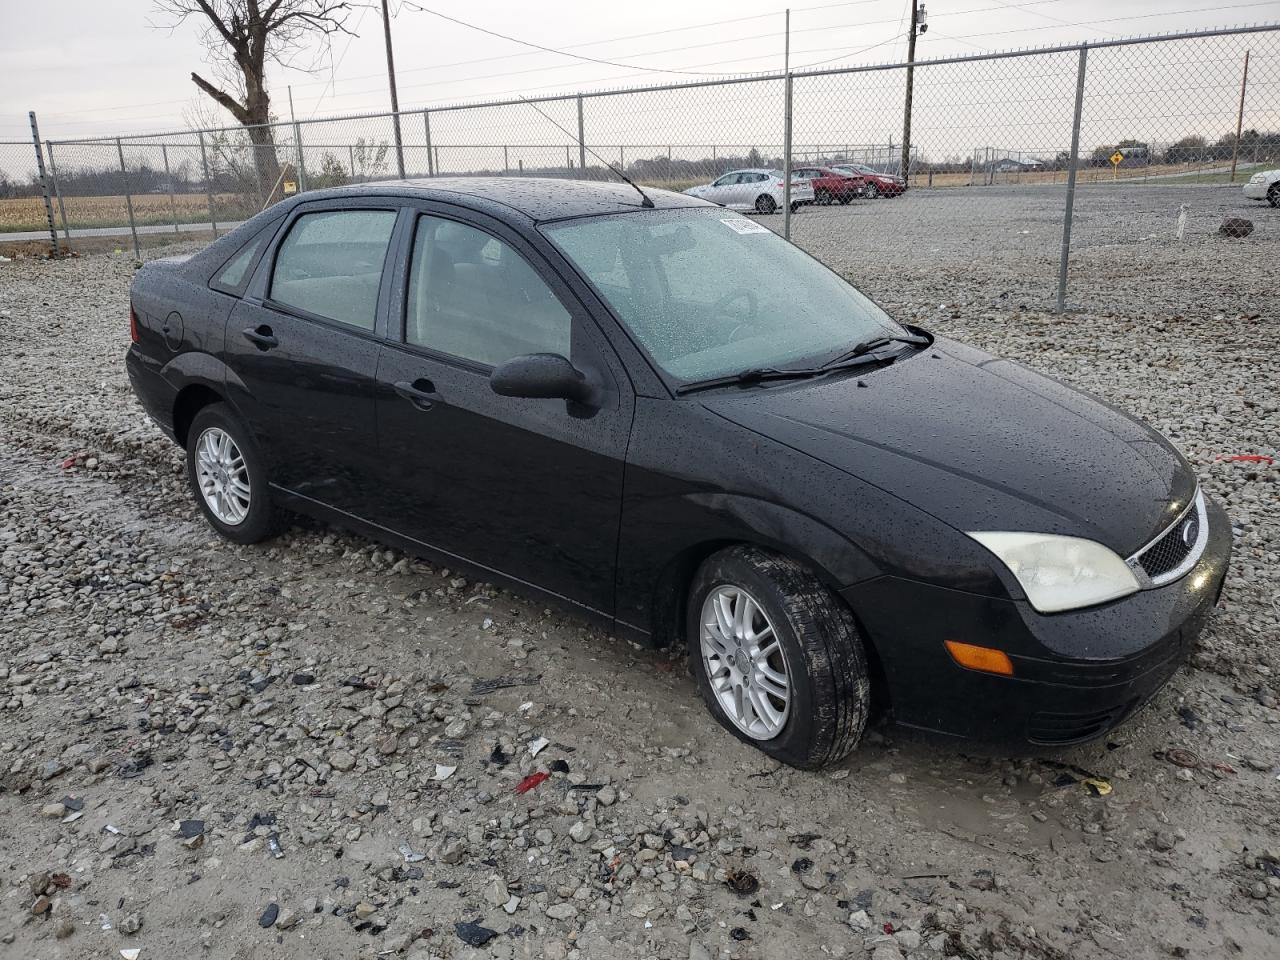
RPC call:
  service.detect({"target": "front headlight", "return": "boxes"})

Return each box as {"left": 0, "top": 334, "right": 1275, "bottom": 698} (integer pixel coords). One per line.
{"left": 967, "top": 532, "right": 1140, "bottom": 613}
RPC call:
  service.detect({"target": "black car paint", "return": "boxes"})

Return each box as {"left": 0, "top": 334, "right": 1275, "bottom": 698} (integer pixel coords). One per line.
{"left": 125, "top": 177, "right": 1230, "bottom": 747}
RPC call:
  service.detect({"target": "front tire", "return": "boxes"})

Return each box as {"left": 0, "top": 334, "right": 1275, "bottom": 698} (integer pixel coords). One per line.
{"left": 185, "top": 403, "right": 276, "bottom": 544}
{"left": 1269, "top": 184, "right": 1279, "bottom": 208}
{"left": 755, "top": 194, "right": 777, "bottom": 215}
{"left": 864, "top": 182, "right": 881, "bottom": 199}
{"left": 688, "top": 546, "right": 870, "bottom": 769}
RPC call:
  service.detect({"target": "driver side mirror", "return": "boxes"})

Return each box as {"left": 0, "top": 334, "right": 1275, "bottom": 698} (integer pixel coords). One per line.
{"left": 490, "top": 353, "right": 597, "bottom": 406}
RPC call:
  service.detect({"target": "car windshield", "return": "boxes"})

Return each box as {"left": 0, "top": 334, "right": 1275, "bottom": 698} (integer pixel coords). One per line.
{"left": 542, "top": 208, "right": 904, "bottom": 383}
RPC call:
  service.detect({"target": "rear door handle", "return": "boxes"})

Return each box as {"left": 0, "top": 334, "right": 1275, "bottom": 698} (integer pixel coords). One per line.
{"left": 242, "top": 325, "right": 279, "bottom": 350}
{"left": 394, "top": 379, "right": 438, "bottom": 411}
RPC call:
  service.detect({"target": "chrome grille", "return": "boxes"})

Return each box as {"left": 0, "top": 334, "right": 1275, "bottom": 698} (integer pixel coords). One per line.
{"left": 1127, "top": 490, "right": 1208, "bottom": 588}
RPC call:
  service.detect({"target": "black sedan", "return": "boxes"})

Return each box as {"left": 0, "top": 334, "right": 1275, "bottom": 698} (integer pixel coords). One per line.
{"left": 126, "top": 178, "right": 1229, "bottom": 769}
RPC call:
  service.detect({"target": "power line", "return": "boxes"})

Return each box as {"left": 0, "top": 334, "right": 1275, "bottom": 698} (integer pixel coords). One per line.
{"left": 398, "top": 2, "right": 773, "bottom": 77}
{"left": 942, "top": 1, "right": 1278, "bottom": 42}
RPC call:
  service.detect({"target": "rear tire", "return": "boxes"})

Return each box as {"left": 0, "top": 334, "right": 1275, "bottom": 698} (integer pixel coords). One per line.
{"left": 755, "top": 194, "right": 777, "bottom": 215}
{"left": 1269, "top": 184, "right": 1279, "bottom": 208}
{"left": 816, "top": 188, "right": 831, "bottom": 205}
{"left": 687, "top": 545, "right": 870, "bottom": 769}
{"left": 185, "top": 403, "right": 277, "bottom": 545}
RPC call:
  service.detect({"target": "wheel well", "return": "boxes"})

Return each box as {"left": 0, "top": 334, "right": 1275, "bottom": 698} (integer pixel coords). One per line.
{"left": 172, "top": 384, "right": 224, "bottom": 448}
{"left": 650, "top": 539, "right": 894, "bottom": 719}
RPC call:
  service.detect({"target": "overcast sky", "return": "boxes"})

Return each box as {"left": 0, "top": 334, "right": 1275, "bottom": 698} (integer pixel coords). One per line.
{"left": 1, "top": 0, "right": 1271, "bottom": 142}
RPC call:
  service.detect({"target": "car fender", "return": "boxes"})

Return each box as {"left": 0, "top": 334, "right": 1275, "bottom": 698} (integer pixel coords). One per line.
{"left": 614, "top": 488, "right": 881, "bottom": 646}
{"left": 159, "top": 352, "right": 253, "bottom": 437}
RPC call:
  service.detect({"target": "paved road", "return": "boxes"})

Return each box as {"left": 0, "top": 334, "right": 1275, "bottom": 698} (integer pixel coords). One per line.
{"left": 1, "top": 220, "right": 245, "bottom": 243}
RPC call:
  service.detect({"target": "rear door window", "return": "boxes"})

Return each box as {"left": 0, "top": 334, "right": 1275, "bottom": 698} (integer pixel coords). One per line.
{"left": 269, "top": 209, "right": 397, "bottom": 331}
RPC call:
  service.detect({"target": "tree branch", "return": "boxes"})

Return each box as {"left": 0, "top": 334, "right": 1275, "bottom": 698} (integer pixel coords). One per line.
{"left": 190, "top": 71, "right": 251, "bottom": 125}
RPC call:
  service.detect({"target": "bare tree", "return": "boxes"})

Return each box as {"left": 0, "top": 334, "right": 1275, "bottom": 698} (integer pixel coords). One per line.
{"left": 156, "top": 1, "right": 356, "bottom": 201}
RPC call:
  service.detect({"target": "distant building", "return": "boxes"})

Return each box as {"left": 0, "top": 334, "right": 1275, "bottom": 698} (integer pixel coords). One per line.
{"left": 993, "top": 158, "right": 1045, "bottom": 173}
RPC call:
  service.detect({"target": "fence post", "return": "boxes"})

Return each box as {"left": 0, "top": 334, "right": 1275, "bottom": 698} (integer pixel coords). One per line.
{"left": 1056, "top": 46, "right": 1089, "bottom": 314}
{"left": 27, "top": 111, "right": 59, "bottom": 257}
{"left": 423, "top": 110, "right": 434, "bottom": 176}
{"left": 115, "top": 137, "right": 142, "bottom": 261}
{"left": 503, "top": 145, "right": 509, "bottom": 175}
{"left": 783, "top": 74, "right": 794, "bottom": 240}
{"left": 576, "top": 94, "right": 586, "bottom": 175}
{"left": 45, "top": 140, "right": 71, "bottom": 241}
{"left": 349, "top": 144, "right": 356, "bottom": 180}
{"left": 293, "top": 121, "right": 307, "bottom": 192}
{"left": 198, "top": 131, "right": 218, "bottom": 238}
{"left": 162, "top": 144, "right": 179, "bottom": 235}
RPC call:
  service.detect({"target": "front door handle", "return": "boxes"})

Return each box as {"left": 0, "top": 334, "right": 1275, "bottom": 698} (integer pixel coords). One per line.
{"left": 242, "top": 325, "right": 279, "bottom": 350}
{"left": 394, "top": 379, "right": 438, "bottom": 411}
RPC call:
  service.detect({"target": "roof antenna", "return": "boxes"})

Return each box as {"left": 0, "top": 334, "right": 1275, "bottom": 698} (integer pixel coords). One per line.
{"left": 519, "top": 96, "right": 654, "bottom": 208}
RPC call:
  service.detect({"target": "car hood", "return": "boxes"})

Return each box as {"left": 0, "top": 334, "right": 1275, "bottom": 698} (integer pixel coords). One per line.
{"left": 701, "top": 336, "right": 1196, "bottom": 556}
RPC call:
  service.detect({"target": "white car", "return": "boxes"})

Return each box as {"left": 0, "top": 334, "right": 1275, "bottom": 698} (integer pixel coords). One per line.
{"left": 684, "top": 169, "right": 813, "bottom": 214}
{"left": 1242, "top": 169, "right": 1280, "bottom": 206}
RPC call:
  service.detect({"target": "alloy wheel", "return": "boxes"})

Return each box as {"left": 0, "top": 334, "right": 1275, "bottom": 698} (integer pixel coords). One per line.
{"left": 194, "top": 426, "right": 251, "bottom": 525}
{"left": 700, "top": 584, "right": 791, "bottom": 740}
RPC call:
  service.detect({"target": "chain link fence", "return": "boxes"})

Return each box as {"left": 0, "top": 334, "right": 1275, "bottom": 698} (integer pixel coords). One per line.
{"left": 3, "top": 23, "right": 1277, "bottom": 310}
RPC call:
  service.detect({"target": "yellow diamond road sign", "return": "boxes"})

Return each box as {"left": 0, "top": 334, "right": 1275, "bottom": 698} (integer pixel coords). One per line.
{"left": 1109, "top": 151, "right": 1124, "bottom": 166}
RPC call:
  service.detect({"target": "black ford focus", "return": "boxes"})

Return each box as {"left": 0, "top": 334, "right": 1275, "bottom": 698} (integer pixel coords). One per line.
{"left": 126, "top": 178, "right": 1230, "bottom": 768}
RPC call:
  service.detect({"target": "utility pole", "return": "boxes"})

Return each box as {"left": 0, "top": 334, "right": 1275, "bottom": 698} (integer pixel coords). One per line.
{"left": 782, "top": 8, "right": 792, "bottom": 239}
{"left": 381, "top": 0, "right": 406, "bottom": 178}
{"left": 1230, "top": 49, "right": 1251, "bottom": 183}
{"left": 901, "top": 3, "right": 927, "bottom": 185}
{"left": 288, "top": 85, "right": 306, "bottom": 192}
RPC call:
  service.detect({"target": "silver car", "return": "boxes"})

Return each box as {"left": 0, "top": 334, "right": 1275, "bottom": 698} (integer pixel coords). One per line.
{"left": 684, "top": 168, "right": 813, "bottom": 214}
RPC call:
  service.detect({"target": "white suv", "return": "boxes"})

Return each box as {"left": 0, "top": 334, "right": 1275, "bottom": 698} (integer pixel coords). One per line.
{"left": 1242, "top": 168, "right": 1280, "bottom": 207}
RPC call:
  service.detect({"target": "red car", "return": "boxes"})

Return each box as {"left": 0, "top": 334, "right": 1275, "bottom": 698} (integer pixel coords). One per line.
{"left": 831, "top": 163, "right": 907, "bottom": 198}
{"left": 791, "top": 166, "right": 867, "bottom": 204}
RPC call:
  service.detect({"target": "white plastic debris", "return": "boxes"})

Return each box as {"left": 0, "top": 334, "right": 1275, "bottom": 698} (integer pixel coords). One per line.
{"left": 121, "top": 950, "right": 141, "bottom": 960}
{"left": 104, "top": 824, "right": 121, "bottom": 834}
{"left": 528, "top": 737, "right": 550, "bottom": 758}
{"left": 431, "top": 764, "right": 457, "bottom": 781}
{"left": 399, "top": 843, "right": 427, "bottom": 863}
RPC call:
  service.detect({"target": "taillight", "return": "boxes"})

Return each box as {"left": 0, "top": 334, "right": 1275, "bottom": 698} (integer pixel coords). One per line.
{"left": 129, "top": 306, "right": 140, "bottom": 343}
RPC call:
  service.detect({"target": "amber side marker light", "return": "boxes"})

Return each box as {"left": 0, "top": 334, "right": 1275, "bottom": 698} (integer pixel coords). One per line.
{"left": 944, "top": 640, "right": 1014, "bottom": 677}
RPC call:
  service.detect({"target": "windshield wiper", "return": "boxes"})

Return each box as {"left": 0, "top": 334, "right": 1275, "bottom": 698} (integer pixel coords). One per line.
{"left": 675, "top": 352, "right": 894, "bottom": 396}
{"left": 823, "top": 332, "right": 930, "bottom": 367}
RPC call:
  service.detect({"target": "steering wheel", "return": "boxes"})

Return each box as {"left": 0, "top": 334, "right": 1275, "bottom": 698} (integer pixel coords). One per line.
{"left": 711, "top": 288, "right": 759, "bottom": 341}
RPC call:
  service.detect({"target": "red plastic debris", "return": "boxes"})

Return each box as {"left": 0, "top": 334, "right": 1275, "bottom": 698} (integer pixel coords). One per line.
{"left": 60, "top": 455, "right": 79, "bottom": 469}
{"left": 883, "top": 922, "right": 895, "bottom": 935}
{"left": 1217, "top": 454, "right": 1274, "bottom": 465}
{"left": 515, "top": 772, "right": 550, "bottom": 794}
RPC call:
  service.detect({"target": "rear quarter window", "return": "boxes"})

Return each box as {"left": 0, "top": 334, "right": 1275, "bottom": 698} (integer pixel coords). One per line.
{"left": 210, "top": 227, "right": 273, "bottom": 296}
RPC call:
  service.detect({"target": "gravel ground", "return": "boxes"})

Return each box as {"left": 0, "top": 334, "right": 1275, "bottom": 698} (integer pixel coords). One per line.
{"left": 1, "top": 191, "right": 1278, "bottom": 960}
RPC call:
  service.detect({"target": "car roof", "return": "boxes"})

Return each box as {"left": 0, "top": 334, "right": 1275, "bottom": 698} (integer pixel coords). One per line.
{"left": 297, "top": 176, "right": 711, "bottom": 224}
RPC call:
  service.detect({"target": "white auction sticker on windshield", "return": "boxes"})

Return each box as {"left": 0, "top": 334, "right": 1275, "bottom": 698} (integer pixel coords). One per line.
{"left": 721, "top": 218, "right": 770, "bottom": 235}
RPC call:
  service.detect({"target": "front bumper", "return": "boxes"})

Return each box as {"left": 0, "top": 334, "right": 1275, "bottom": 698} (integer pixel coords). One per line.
{"left": 844, "top": 494, "right": 1231, "bottom": 747}
{"left": 1242, "top": 181, "right": 1270, "bottom": 200}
